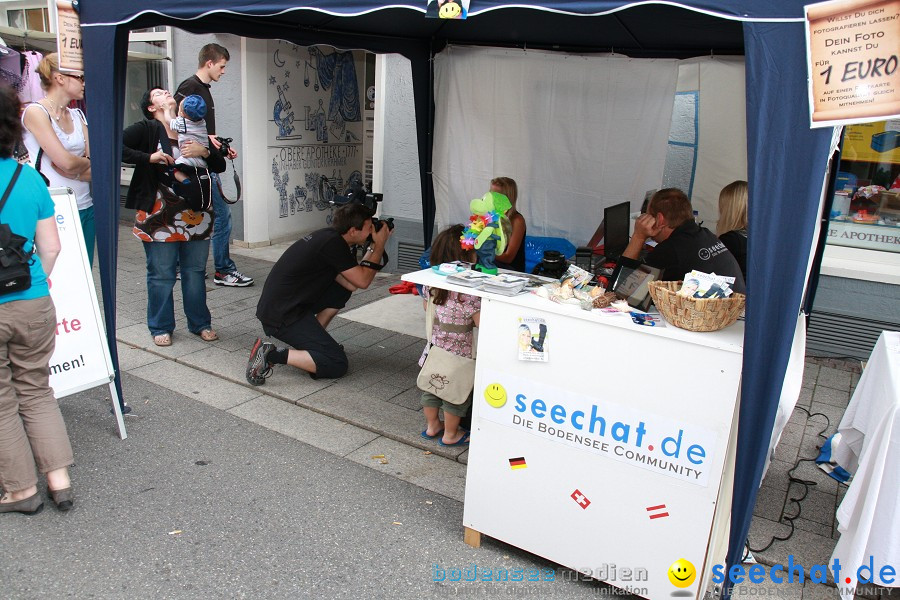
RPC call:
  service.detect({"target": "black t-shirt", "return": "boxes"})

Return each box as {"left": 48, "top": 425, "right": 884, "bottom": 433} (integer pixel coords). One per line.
{"left": 175, "top": 75, "right": 216, "bottom": 136}
{"left": 619, "top": 220, "right": 746, "bottom": 294}
{"left": 718, "top": 229, "right": 748, "bottom": 280}
{"left": 496, "top": 214, "right": 527, "bottom": 273}
{"left": 256, "top": 228, "right": 358, "bottom": 328}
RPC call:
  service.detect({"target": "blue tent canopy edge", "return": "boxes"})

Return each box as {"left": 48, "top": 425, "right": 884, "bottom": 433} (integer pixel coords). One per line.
{"left": 78, "top": 2, "right": 833, "bottom": 597}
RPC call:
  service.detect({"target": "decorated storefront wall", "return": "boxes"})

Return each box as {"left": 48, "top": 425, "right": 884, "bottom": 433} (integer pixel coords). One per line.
{"left": 267, "top": 40, "right": 366, "bottom": 239}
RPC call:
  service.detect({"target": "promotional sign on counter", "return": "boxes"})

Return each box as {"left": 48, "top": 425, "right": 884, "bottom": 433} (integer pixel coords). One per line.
{"left": 805, "top": 0, "right": 900, "bottom": 127}
{"left": 467, "top": 298, "right": 744, "bottom": 599}
{"left": 402, "top": 267, "right": 747, "bottom": 599}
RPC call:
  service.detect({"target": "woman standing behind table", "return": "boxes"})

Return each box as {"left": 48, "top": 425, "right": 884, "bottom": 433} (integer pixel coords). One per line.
{"left": 0, "top": 84, "right": 75, "bottom": 515}
{"left": 717, "top": 180, "right": 748, "bottom": 280}
{"left": 490, "top": 176, "right": 527, "bottom": 272}
{"left": 21, "top": 53, "right": 94, "bottom": 266}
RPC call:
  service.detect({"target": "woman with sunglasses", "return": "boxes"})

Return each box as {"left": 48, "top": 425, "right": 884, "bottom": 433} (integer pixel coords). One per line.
{"left": 21, "top": 53, "right": 94, "bottom": 265}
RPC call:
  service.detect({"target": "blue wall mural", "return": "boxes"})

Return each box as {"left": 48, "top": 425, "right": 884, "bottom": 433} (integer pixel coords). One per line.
{"left": 267, "top": 41, "right": 365, "bottom": 232}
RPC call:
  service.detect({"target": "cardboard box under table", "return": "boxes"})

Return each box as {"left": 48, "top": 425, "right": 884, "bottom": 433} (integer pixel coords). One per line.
{"left": 403, "top": 268, "right": 745, "bottom": 599}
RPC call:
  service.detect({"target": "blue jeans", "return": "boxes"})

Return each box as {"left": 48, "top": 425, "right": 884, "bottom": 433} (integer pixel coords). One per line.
{"left": 210, "top": 172, "right": 236, "bottom": 274}
{"left": 143, "top": 241, "right": 212, "bottom": 336}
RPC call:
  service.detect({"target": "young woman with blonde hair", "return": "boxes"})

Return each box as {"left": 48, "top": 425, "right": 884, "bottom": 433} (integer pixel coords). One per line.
{"left": 489, "top": 176, "right": 527, "bottom": 272}
{"left": 21, "top": 53, "right": 94, "bottom": 265}
{"left": 716, "top": 180, "right": 748, "bottom": 279}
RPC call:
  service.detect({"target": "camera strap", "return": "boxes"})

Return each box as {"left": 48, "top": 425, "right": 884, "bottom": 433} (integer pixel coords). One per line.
{"left": 359, "top": 259, "right": 383, "bottom": 271}
{"left": 215, "top": 159, "right": 242, "bottom": 205}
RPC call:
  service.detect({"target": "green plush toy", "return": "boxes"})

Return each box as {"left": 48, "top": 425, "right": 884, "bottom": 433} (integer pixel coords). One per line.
{"left": 461, "top": 191, "right": 512, "bottom": 274}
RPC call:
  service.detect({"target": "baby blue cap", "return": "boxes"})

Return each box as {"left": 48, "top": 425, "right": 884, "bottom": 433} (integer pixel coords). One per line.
{"left": 182, "top": 95, "right": 207, "bottom": 121}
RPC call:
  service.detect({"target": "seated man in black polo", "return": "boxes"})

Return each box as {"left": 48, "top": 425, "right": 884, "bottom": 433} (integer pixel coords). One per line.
{"left": 246, "top": 203, "right": 392, "bottom": 384}
{"left": 618, "top": 188, "right": 746, "bottom": 294}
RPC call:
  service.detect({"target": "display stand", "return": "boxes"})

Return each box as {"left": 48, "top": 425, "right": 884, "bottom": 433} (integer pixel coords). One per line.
{"left": 403, "top": 268, "right": 744, "bottom": 599}
{"left": 48, "top": 188, "right": 125, "bottom": 439}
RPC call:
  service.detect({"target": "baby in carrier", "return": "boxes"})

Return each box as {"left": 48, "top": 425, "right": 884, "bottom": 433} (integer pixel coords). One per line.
{"left": 169, "top": 94, "right": 212, "bottom": 211}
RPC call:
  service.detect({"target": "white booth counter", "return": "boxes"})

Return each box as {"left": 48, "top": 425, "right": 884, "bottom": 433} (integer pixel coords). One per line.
{"left": 404, "top": 268, "right": 744, "bottom": 599}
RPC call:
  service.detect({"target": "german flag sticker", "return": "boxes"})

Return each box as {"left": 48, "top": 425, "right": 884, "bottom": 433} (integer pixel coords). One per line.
{"left": 508, "top": 457, "right": 527, "bottom": 470}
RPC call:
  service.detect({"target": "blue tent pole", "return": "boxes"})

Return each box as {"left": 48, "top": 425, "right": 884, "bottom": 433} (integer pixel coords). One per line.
{"left": 409, "top": 43, "right": 435, "bottom": 247}
{"left": 724, "top": 21, "right": 833, "bottom": 598}
{"left": 81, "top": 24, "right": 129, "bottom": 413}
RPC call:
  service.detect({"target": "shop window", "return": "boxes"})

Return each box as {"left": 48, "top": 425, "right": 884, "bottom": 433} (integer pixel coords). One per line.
{"left": 826, "top": 121, "right": 900, "bottom": 254}
{"left": 123, "top": 29, "right": 172, "bottom": 126}
{"left": 6, "top": 8, "right": 50, "bottom": 32}
{"left": 662, "top": 91, "right": 698, "bottom": 197}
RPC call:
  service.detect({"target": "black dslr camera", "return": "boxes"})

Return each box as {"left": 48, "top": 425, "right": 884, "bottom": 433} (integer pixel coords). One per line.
{"left": 214, "top": 136, "right": 233, "bottom": 158}
{"left": 323, "top": 175, "right": 392, "bottom": 266}
{"left": 324, "top": 176, "right": 394, "bottom": 234}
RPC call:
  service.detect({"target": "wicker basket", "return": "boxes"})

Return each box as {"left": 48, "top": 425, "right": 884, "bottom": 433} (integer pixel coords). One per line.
{"left": 648, "top": 280, "right": 745, "bottom": 332}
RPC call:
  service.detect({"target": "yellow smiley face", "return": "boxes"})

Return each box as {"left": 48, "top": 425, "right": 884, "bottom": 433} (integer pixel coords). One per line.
{"left": 439, "top": 1, "right": 462, "bottom": 18}
{"left": 667, "top": 559, "right": 696, "bottom": 588}
{"left": 484, "top": 383, "right": 507, "bottom": 408}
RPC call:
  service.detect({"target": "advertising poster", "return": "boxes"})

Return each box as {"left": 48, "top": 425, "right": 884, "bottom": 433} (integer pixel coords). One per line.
{"left": 47, "top": 188, "right": 115, "bottom": 398}
{"left": 842, "top": 119, "right": 900, "bottom": 162}
{"left": 55, "top": 0, "right": 83, "bottom": 73}
{"left": 805, "top": 0, "right": 900, "bottom": 127}
{"left": 517, "top": 317, "right": 548, "bottom": 362}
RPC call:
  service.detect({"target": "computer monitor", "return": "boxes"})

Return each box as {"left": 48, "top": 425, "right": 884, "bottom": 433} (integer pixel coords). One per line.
{"left": 602, "top": 201, "right": 631, "bottom": 262}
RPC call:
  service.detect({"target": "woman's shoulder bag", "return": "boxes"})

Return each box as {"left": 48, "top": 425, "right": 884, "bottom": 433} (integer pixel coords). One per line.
{"left": 415, "top": 298, "right": 476, "bottom": 405}
{"left": 0, "top": 164, "right": 36, "bottom": 296}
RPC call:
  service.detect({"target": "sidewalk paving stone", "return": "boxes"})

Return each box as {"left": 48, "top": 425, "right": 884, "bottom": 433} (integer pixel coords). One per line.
{"left": 228, "top": 396, "right": 380, "bottom": 456}
{"left": 130, "top": 359, "right": 263, "bottom": 411}
{"left": 753, "top": 485, "right": 788, "bottom": 521}
{"left": 811, "top": 385, "right": 852, "bottom": 409}
{"left": 115, "top": 343, "right": 165, "bottom": 371}
{"left": 816, "top": 366, "right": 853, "bottom": 392}
{"left": 346, "top": 437, "right": 468, "bottom": 502}
{"left": 244, "top": 366, "right": 335, "bottom": 402}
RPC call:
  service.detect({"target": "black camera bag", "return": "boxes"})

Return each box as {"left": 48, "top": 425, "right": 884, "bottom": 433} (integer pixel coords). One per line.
{"left": 0, "top": 164, "right": 36, "bottom": 296}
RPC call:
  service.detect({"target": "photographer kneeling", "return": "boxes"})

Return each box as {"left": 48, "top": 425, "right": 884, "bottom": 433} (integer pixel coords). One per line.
{"left": 247, "top": 203, "right": 392, "bottom": 384}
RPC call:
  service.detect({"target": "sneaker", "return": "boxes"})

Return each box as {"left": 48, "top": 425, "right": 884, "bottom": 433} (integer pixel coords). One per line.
{"left": 214, "top": 270, "right": 254, "bottom": 287}
{"left": 176, "top": 271, "right": 208, "bottom": 280}
{"left": 246, "top": 338, "right": 276, "bottom": 385}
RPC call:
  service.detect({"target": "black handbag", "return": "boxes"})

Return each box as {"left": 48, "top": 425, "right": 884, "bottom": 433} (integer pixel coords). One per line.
{"left": 0, "top": 163, "right": 35, "bottom": 296}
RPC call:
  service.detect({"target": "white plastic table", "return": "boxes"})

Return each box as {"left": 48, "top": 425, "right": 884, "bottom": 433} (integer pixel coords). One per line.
{"left": 830, "top": 331, "right": 900, "bottom": 598}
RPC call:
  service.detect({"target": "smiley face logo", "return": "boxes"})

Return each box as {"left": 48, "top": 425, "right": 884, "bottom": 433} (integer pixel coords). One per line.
{"left": 667, "top": 559, "right": 696, "bottom": 588}
{"left": 484, "top": 383, "right": 507, "bottom": 408}
{"left": 438, "top": 0, "right": 462, "bottom": 18}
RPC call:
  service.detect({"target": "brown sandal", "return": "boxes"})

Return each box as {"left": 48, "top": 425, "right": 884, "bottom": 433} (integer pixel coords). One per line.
{"left": 197, "top": 329, "right": 219, "bottom": 342}
{"left": 153, "top": 333, "right": 172, "bottom": 347}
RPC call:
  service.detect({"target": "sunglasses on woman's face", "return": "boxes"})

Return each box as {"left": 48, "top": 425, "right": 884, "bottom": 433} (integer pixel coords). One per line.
{"left": 62, "top": 73, "right": 85, "bottom": 82}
